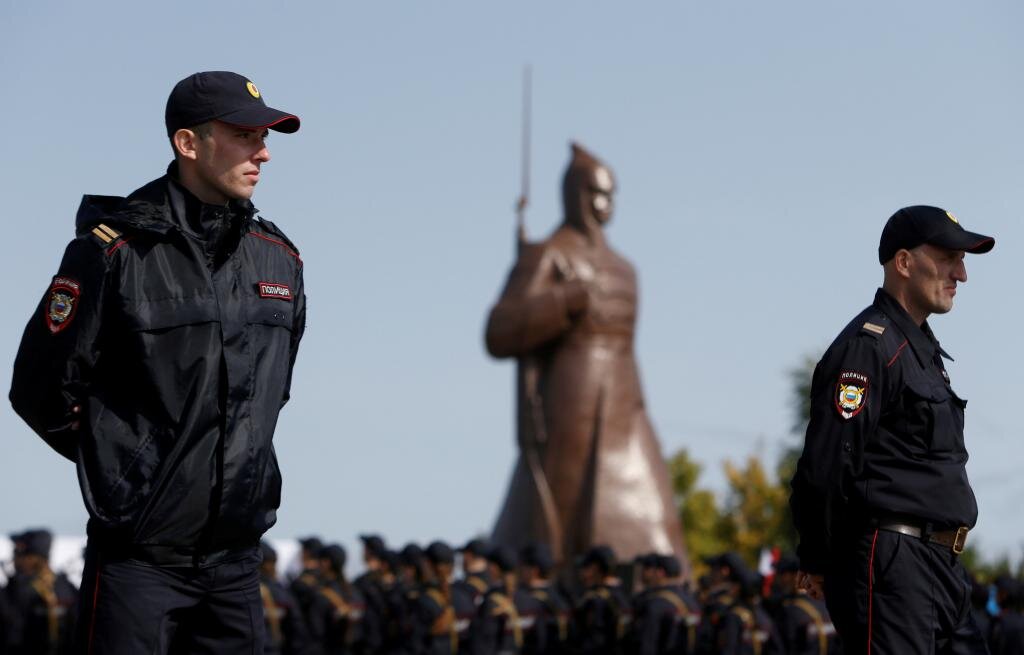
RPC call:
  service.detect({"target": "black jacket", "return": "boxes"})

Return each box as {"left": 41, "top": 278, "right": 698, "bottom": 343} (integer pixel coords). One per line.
{"left": 10, "top": 171, "right": 306, "bottom": 564}
{"left": 790, "top": 288, "right": 976, "bottom": 574}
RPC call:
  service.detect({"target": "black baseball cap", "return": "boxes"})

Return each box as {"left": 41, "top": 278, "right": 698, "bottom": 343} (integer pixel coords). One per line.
{"left": 425, "top": 541, "right": 455, "bottom": 565}
{"left": 487, "top": 544, "right": 518, "bottom": 573}
{"left": 520, "top": 542, "right": 554, "bottom": 574}
{"left": 878, "top": 205, "right": 994, "bottom": 264}
{"left": 12, "top": 529, "right": 52, "bottom": 558}
{"left": 576, "top": 545, "right": 616, "bottom": 574}
{"left": 299, "top": 536, "right": 323, "bottom": 555}
{"left": 657, "top": 555, "right": 682, "bottom": 578}
{"left": 359, "top": 534, "right": 388, "bottom": 559}
{"left": 461, "top": 538, "right": 491, "bottom": 557}
{"left": 165, "top": 71, "right": 300, "bottom": 137}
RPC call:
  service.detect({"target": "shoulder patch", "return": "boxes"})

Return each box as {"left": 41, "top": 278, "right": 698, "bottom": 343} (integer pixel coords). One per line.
{"left": 862, "top": 322, "right": 885, "bottom": 336}
{"left": 835, "top": 371, "right": 869, "bottom": 419}
{"left": 46, "top": 276, "right": 81, "bottom": 334}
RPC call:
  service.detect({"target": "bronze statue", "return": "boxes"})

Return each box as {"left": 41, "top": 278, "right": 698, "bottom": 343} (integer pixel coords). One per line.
{"left": 485, "top": 143, "right": 688, "bottom": 573}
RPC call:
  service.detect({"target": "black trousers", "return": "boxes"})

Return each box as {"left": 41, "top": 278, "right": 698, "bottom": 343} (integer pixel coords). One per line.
{"left": 825, "top": 528, "right": 989, "bottom": 655}
{"left": 75, "top": 544, "right": 264, "bottom": 655}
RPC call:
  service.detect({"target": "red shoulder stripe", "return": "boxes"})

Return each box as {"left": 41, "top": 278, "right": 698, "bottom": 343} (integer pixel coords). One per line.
{"left": 886, "top": 340, "right": 909, "bottom": 368}
{"left": 105, "top": 237, "right": 132, "bottom": 256}
{"left": 248, "top": 231, "right": 302, "bottom": 262}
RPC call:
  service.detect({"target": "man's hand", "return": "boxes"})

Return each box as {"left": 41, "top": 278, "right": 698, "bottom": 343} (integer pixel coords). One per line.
{"left": 797, "top": 570, "right": 826, "bottom": 601}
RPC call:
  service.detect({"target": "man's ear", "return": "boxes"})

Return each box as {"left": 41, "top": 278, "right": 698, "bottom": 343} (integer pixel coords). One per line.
{"left": 172, "top": 128, "right": 200, "bottom": 161}
{"left": 893, "top": 249, "right": 914, "bottom": 279}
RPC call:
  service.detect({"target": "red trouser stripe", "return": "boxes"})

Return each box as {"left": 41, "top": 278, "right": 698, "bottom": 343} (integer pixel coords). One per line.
{"left": 87, "top": 557, "right": 101, "bottom": 655}
{"left": 867, "top": 528, "right": 879, "bottom": 655}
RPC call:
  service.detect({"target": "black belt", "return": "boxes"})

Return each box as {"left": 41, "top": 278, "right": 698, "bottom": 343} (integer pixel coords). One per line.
{"left": 875, "top": 520, "right": 969, "bottom": 555}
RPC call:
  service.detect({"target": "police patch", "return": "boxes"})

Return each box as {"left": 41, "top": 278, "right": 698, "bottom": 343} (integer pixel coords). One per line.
{"left": 257, "top": 281, "right": 292, "bottom": 301}
{"left": 835, "top": 371, "right": 869, "bottom": 420}
{"left": 46, "top": 276, "right": 80, "bottom": 334}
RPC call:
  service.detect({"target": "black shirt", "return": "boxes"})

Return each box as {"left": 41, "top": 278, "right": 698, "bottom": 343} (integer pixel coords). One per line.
{"left": 790, "top": 288, "right": 977, "bottom": 574}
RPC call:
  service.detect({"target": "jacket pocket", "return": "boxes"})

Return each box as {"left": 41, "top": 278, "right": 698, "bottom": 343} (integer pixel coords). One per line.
{"left": 903, "top": 377, "right": 964, "bottom": 453}
{"left": 121, "top": 296, "right": 220, "bottom": 332}
{"left": 246, "top": 300, "right": 294, "bottom": 329}
{"left": 83, "top": 402, "right": 168, "bottom": 525}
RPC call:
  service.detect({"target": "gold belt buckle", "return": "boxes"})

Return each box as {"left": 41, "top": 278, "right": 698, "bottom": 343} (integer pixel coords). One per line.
{"left": 952, "top": 526, "right": 968, "bottom": 555}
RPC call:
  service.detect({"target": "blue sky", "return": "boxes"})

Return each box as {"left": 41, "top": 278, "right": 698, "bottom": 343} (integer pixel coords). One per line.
{"left": 2, "top": 1, "right": 1022, "bottom": 565}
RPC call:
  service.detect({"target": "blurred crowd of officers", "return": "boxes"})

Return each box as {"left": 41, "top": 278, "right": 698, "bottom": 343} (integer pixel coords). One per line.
{"left": 3, "top": 528, "right": 1024, "bottom": 655}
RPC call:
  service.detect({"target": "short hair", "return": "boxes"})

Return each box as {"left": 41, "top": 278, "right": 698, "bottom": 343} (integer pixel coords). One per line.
{"left": 169, "top": 121, "right": 214, "bottom": 159}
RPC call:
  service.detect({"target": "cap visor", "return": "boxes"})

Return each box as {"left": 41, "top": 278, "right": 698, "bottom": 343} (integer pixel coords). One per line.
{"left": 932, "top": 230, "right": 995, "bottom": 254}
{"left": 218, "top": 105, "right": 300, "bottom": 133}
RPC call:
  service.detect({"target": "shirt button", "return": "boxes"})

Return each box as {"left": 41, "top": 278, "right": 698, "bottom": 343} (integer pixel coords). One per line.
{"left": 843, "top": 441, "right": 852, "bottom": 453}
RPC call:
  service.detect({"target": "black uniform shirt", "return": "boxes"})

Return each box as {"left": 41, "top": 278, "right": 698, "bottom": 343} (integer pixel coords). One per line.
{"left": 791, "top": 288, "right": 977, "bottom": 574}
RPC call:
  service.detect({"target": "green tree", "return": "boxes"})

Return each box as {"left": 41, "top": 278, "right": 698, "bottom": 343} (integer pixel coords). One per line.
{"left": 669, "top": 449, "right": 729, "bottom": 565}
{"left": 719, "top": 456, "right": 796, "bottom": 564}
{"left": 671, "top": 448, "right": 798, "bottom": 570}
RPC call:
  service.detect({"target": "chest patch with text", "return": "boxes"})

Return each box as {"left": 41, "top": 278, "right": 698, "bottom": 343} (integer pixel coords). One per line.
{"left": 257, "top": 282, "right": 292, "bottom": 301}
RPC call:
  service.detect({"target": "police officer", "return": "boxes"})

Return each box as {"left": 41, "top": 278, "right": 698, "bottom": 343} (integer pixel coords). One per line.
{"left": 990, "top": 579, "right": 1024, "bottom": 655}
{"left": 379, "top": 550, "right": 412, "bottom": 655}
{"left": 9, "top": 71, "right": 304, "bottom": 655}
{"left": 571, "top": 546, "right": 629, "bottom": 655}
{"left": 413, "top": 541, "right": 463, "bottom": 655}
{"left": 259, "top": 541, "right": 312, "bottom": 655}
{"left": 4, "top": 530, "right": 78, "bottom": 655}
{"left": 662, "top": 557, "right": 701, "bottom": 655}
{"left": 717, "top": 569, "right": 781, "bottom": 655}
{"left": 698, "top": 552, "right": 744, "bottom": 655}
{"left": 460, "top": 540, "right": 495, "bottom": 602}
{"left": 355, "top": 534, "right": 391, "bottom": 654}
{"left": 771, "top": 555, "right": 837, "bottom": 655}
{"left": 396, "top": 544, "right": 430, "bottom": 654}
{"left": 518, "top": 543, "right": 569, "bottom": 655}
{"left": 628, "top": 554, "right": 690, "bottom": 655}
{"left": 292, "top": 536, "right": 327, "bottom": 635}
{"left": 471, "top": 545, "right": 527, "bottom": 655}
{"left": 790, "top": 205, "right": 994, "bottom": 654}
{"left": 308, "top": 544, "right": 366, "bottom": 655}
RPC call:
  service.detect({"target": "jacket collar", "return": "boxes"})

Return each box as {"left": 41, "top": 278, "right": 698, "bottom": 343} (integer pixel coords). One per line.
{"left": 873, "top": 288, "right": 953, "bottom": 368}
{"left": 74, "top": 162, "right": 256, "bottom": 237}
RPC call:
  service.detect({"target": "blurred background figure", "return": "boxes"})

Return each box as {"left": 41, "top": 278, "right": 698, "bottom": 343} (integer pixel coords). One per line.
{"left": 4, "top": 529, "right": 77, "bottom": 655}
{"left": 518, "top": 543, "right": 568, "bottom": 655}
{"left": 991, "top": 577, "right": 1024, "bottom": 655}
{"left": 308, "top": 544, "right": 365, "bottom": 655}
{"left": 771, "top": 554, "right": 838, "bottom": 655}
{"left": 571, "top": 545, "right": 629, "bottom": 655}
{"left": 355, "top": 534, "right": 390, "bottom": 655}
{"left": 260, "top": 541, "right": 312, "bottom": 655}
{"left": 470, "top": 545, "right": 524, "bottom": 655}
{"left": 716, "top": 567, "right": 781, "bottom": 655}
{"left": 459, "top": 539, "right": 494, "bottom": 603}
{"left": 291, "top": 535, "right": 326, "bottom": 635}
